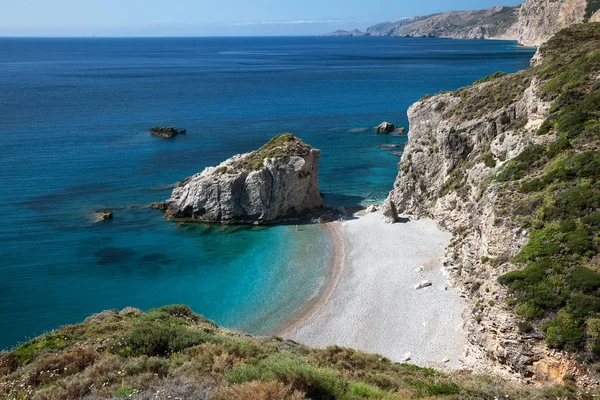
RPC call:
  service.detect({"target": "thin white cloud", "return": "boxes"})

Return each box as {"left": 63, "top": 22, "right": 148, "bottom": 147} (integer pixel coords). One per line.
{"left": 230, "top": 19, "right": 367, "bottom": 26}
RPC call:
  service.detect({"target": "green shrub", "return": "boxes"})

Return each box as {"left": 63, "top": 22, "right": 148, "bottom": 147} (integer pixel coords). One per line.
{"left": 496, "top": 144, "right": 545, "bottom": 182}
{"left": 347, "top": 381, "right": 386, "bottom": 399}
{"left": 158, "top": 305, "right": 201, "bottom": 323}
{"left": 115, "top": 386, "right": 136, "bottom": 398}
{"left": 109, "top": 326, "right": 211, "bottom": 357}
{"left": 483, "top": 152, "right": 496, "bottom": 168}
{"left": 473, "top": 71, "right": 507, "bottom": 85}
{"left": 12, "top": 334, "right": 76, "bottom": 366}
{"left": 427, "top": 382, "right": 461, "bottom": 395}
{"left": 225, "top": 355, "right": 346, "bottom": 400}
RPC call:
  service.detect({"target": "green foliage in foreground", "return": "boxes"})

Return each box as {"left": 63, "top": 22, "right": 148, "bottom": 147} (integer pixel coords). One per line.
{"left": 0, "top": 306, "right": 593, "bottom": 399}
{"left": 495, "top": 23, "right": 600, "bottom": 356}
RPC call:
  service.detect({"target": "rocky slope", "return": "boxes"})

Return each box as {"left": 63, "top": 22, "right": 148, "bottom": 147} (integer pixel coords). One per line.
{"left": 353, "top": 0, "right": 600, "bottom": 45}
{"left": 160, "top": 134, "right": 322, "bottom": 224}
{"left": 1, "top": 305, "right": 595, "bottom": 399}
{"left": 367, "top": 6, "right": 520, "bottom": 40}
{"left": 383, "top": 23, "right": 600, "bottom": 384}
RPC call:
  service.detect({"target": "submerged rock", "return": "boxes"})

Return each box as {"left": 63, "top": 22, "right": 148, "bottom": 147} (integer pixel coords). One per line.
{"left": 95, "top": 209, "right": 113, "bottom": 222}
{"left": 150, "top": 126, "right": 186, "bottom": 138}
{"left": 162, "top": 133, "right": 323, "bottom": 224}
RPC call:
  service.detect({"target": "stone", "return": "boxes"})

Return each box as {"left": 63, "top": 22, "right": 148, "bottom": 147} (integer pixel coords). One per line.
{"left": 365, "top": 205, "right": 378, "bottom": 213}
{"left": 161, "top": 134, "right": 322, "bottom": 224}
{"left": 376, "top": 121, "right": 397, "bottom": 134}
{"left": 150, "top": 126, "right": 186, "bottom": 138}
{"left": 314, "top": 214, "right": 334, "bottom": 224}
{"left": 415, "top": 281, "right": 433, "bottom": 290}
{"left": 392, "top": 151, "right": 404, "bottom": 157}
{"left": 149, "top": 202, "right": 168, "bottom": 210}
{"left": 381, "top": 198, "right": 398, "bottom": 223}
{"left": 95, "top": 209, "right": 113, "bottom": 222}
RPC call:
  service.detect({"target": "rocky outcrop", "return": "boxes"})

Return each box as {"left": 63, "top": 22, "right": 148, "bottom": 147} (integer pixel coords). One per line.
{"left": 376, "top": 121, "right": 397, "bottom": 133}
{"left": 95, "top": 209, "right": 113, "bottom": 222}
{"left": 367, "top": 6, "right": 520, "bottom": 40}
{"left": 322, "top": 29, "right": 369, "bottom": 37}
{"left": 150, "top": 126, "right": 186, "bottom": 138}
{"left": 161, "top": 134, "right": 323, "bottom": 224}
{"left": 515, "top": 0, "right": 589, "bottom": 46}
{"left": 360, "top": 0, "right": 596, "bottom": 45}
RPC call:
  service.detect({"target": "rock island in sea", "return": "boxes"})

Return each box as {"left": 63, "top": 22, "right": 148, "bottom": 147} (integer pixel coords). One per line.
{"left": 157, "top": 133, "right": 323, "bottom": 224}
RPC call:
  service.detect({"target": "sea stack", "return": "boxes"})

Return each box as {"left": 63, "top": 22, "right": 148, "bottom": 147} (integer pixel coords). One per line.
{"left": 162, "top": 133, "right": 323, "bottom": 224}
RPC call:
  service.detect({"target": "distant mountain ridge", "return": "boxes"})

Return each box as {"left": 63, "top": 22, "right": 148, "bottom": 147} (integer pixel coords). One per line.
{"left": 324, "top": 0, "right": 600, "bottom": 46}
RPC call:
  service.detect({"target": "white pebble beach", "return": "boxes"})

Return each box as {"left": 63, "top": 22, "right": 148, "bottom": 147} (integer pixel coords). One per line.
{"left": 281, "top": 210, "right": 467, "bottom": 370}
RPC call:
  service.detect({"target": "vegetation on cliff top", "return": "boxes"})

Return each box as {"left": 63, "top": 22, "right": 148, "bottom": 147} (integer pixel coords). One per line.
{"left": 0, "top": 306, "right": 592, "bottom": 400}
{"left": 492, "top": 23, "right": 600, "bottom": 357}
{"left": 224, "top": 133, "right": 313, "bottom": 172}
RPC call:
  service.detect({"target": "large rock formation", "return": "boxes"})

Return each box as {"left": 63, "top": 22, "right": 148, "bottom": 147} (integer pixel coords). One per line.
{"left": 515, "top": 0, "right": 589, "bottom": 46}
{"left": 367, "top": 6, "right": 520, "bottom": 40}
{"left": 162, "top": 134, "right": 322, "bottom": 224}
{"left": 358, "top": 0, "right": 598, "bottom": 46}
{"left": 384, "top": 24, "right": 600, "bottom": 384}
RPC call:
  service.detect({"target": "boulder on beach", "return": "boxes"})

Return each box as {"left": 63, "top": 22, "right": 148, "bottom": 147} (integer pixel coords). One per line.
{"left": 376, "top": 121, "right": 397, "bottom": 134}
{"left": 415, "top": 280, "right": 433, "bottom": 290}
{"left": 95, "top": 209, "right": 113, "bottom": 222}
{"left": 160, "top": 133, "right": 323, "bottom": 224}
{"left": 381, "top": 198, "right": 398, "bottom": 223}
{"left": 150, "top": 126, "right": 186, "bottom": 138}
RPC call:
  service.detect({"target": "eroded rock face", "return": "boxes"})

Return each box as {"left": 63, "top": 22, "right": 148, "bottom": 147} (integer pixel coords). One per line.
{"left": 162, "top": 134, "right": 322, "bottom": 224}
{"left": 384, "top": 68, "right": 554, "bottom": 379}
{"left": 516, "top": 0, "right": 588, "bottom": 46}
{"left": 363, "top": 0, "right": 594, "bottom": 46}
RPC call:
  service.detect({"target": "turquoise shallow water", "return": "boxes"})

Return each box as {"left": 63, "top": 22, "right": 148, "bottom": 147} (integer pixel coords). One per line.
{"left": 0, "top": 37, "right": 535, "bottom": 349}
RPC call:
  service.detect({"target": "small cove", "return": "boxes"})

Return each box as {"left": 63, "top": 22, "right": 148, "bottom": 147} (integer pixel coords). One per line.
{"left": 0, "top": 37, "right": 535, "bottom": 349}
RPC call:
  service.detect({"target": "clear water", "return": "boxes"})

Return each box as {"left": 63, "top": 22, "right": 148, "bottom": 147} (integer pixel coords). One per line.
{"left": 0, "top": 37, "right": 535, "bottom": 349}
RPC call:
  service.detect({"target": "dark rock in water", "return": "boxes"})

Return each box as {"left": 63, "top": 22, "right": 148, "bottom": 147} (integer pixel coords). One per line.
{"left": 393, "top": 127, "right": 407, "bottom": 135}
{"left": 95, "top": 209, "right": 113, "bottom": 222}
{"left": 392, "top": 151, "right": 404, "bottom": 157}
{"left": 377, "top": 144, "right": 402, "bottom": 149}
{"left": 150, "top": 126, "right": 186, "bottom": 138}
{"left": 376, "top": 121, "right": 397, "bottom": 134}
{"left": 161, "top": 133, "right": 323, "bottom": 224}
{"left": 149, "top": 202, "right": 168, "bottom": 210}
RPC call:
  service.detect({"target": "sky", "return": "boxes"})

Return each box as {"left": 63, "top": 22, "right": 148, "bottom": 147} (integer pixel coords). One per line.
{"left": 0, "top": 0, "right": 524, "bottom": 37}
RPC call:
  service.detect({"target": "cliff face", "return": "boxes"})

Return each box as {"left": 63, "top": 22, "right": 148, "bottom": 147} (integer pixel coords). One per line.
{"left": 364, "top": 0, "right": 597, "bottom": 45}
{"left": 164, "top": 134, "right": 322, "bottom": 224}
{"left": 516, "top": 0, "right": 588, "bottom": 46}
{"left": 384, "top": 24, "right": 600, "bottom": 383}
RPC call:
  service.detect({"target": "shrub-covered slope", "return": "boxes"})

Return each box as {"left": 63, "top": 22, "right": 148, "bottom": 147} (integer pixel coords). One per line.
{"left": 0, "top": 306, "right": 595, "bottom": 399}
{"left": 385, "top": 23, "right": 600, "bottom": 381}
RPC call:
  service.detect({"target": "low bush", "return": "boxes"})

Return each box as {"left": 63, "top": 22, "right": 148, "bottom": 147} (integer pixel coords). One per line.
{"left": 108, "top": 325, "right": 211, "bottom": 357}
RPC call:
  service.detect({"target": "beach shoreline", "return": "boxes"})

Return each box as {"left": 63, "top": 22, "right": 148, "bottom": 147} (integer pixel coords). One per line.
{"left": 275, "top": 221, "right": 345, "bottom": 337}
{"left": 279, "top": 210, "right": 468, "bottom": 370}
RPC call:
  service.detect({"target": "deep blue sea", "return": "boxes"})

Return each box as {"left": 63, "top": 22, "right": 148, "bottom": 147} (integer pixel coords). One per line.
{"left": 0, "top": 36, "right": 535, "bottom": 349}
